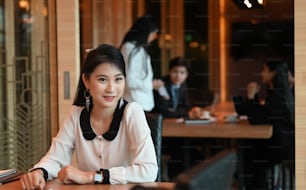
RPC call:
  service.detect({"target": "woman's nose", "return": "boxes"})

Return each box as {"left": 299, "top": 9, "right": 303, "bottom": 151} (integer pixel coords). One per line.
{"left": 106, "top": 81, "right": 114, "bottom": 92}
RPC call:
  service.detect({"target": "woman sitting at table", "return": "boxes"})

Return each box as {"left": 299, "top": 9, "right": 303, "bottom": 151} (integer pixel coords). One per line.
{"left": 20, "top": 44, "right": 157, "bottom": 190}
{"left": 240, "top": 60, "right": 294, "bottom": 189}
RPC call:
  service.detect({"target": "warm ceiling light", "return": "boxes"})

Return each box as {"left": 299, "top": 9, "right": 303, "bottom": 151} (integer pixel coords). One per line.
{"left": 232, "top": 0, "right": 265, "bottom": 9}
{"left": 244, "top": 0, "right": 252, "bottom": 8}
{"left": 257, "top": 0, "right": 264, "bottom": 5}
{"left": 43, "top": 6, "right": 48, "bottom": 16}
{"left": 164, "top": 34, "right": 172, "bottom": 41}
{"left": 19, "top": 0, "right": 29, "bottom": 10}
{"left": 189, "top": 41, "right": 199, "bottom": 48}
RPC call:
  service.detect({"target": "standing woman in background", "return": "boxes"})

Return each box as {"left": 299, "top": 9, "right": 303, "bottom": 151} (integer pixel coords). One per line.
{"left": 120, "top": 15, "right": 164, "bottom": 112}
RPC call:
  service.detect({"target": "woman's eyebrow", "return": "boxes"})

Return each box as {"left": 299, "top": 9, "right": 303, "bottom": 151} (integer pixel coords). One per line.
{"left": 96, "top": 73, "right": 124, "bottom": 77}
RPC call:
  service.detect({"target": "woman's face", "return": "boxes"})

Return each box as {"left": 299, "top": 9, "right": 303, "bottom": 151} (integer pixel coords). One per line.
{"left": 260, "top": 64, "right": 275, "bottom": 85}
{"left": 169, "top": 66, "right": 188, "bottom": 85}
{"left": 147, "top": 30, "right": 158, "bottom": 44}
{"left": 288, "top": 70, "right": 294, "bottom": 88}
{"left": 82, "top": 62, "right": 125, "bottom": 108}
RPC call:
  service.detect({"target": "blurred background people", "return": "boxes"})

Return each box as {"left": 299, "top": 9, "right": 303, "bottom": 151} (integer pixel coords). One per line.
{"left": 152, "top": 56, "right": 216, "bottom": 181}
{"left": 288, "top": 63, "right": 295, "bottom": 96}
{"left": 152, "top": 56, "right": 191, "bottom": 118}
{"left": 120, "top": 15, "right": 164, "bottom": 112}
{"left": 239, "top": 60, "right": 295, "bottom": 189}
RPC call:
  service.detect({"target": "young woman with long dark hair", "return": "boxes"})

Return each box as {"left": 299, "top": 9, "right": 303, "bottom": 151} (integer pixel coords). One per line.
{"left": 241, "top": 60, "right": 294, "bottom": 189}
{"left": 20, "top": 44, "right": 157, "bottom": 190}
{"left": 120, "top": 15, "right": 164, "bottom": 112}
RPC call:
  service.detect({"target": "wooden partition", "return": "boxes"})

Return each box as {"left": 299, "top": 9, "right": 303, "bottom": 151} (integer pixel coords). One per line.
{"left": 56, "top": 0, "right": 80, "bottom": 127}
{"left": 295, "top": 0, "right": 306, "bottom": 188}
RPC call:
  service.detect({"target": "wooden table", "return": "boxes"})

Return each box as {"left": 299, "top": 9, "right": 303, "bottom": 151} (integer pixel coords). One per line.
{"left": 163, "top": 119, "right": 272, "bottom": 139}
{"left": 0, "top": 179, "right": 175, "bottom": 190}
{"left": 161, "top": 101, "right": 273, "bottom": 189}
{"left": 162, "top": 101, "right": 272, "bottom": 139}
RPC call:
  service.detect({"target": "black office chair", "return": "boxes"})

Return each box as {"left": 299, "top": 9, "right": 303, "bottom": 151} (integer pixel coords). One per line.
{"left": 174, "top": 149, "right": 237, "bottom": 190}
{"left": 145, "top": 113, "right": 163, "bottom": 182}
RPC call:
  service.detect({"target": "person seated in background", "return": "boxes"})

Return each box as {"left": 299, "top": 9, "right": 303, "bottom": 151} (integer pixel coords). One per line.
{"left": 20, "top": 44, "right": 157, "bottom": 190}
{"left": 152, "top": 57, "right": 211, "bottom": 181}
{"left": 239, "top": 60, "right": 295, "bottom": 189}
{"left": 151, "top": 57, "right": 214, "bottom": 121}
{"left": 288, "top": 63, "right": 294, "bottom": 96}
{"left": 151, "top": 56, "right": 191, "bottom": 118}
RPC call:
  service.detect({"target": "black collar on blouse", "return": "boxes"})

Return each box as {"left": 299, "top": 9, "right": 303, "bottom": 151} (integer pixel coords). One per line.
{"left": 80, "top": 99, "right": 128, "bottom": 141}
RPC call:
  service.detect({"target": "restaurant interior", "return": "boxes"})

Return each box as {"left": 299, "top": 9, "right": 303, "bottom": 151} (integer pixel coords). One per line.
{"left": 0, "top": 0, "right": 306, "bottom": 189}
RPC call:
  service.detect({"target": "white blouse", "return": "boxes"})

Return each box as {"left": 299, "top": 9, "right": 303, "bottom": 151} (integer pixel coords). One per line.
{"left": 33, "top": 102, "right": 158, "bottom": 184}
{"left": 121, "top": 42, "right": 154, "bottom": 111}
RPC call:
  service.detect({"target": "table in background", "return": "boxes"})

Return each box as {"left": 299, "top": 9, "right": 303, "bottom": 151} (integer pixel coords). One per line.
{"left": 163, "top": 119, "right": 272, "bottom": 139}
{"left": 161, "top": 101, "right": 273, "bottom": 189}
{"left": 162, "top": 117, "right": 272, "bottom": 173}
{"left": 0, "top": 179, "right": 175, "bottom": 190}
{"left": 163, "top": 101, "right": 272, "bottom": 139}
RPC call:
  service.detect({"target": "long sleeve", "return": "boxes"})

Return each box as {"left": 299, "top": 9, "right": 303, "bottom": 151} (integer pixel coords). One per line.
{"left": 121, "top": 43, "right": 152, "bottom": 91}
{"left": 244, "top": 91, "right": 290, "bottom": 125}
{"left": 108, "top": 103, "right": 158, "bottom": 184}
{"left": 121, "top": 42, "right": 154, "bottom": 111}
{"left": 242, "top": 89, "right": 295, "bottom": 164}
{"left": 243, "top": 95, "right": 269, "bottom": 125}
{"left": 152, "top": 77, "right": 190, "bottom": 118}
{"left": 32, "top": 106, "right": 78, "bottom": 179}
{"left": 31, "top": 103, "right": 158, "bottom": 184}
{"left": 175, "top": 84, "right": 191, "bottom": 117}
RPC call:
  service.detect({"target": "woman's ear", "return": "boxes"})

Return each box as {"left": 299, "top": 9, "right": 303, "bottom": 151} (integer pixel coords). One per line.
{"left": 82, "top": 74, "right": 89, "bottom": 89}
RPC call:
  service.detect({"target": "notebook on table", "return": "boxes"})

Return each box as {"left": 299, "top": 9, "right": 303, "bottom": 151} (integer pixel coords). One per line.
{"left": 0, "top": 169, "right": 23, "bottom": 185}
{"left": 183, "top": 118, "right": 212, "bottom": 124}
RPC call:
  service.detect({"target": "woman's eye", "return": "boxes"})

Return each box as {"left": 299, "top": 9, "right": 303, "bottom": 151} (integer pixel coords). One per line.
{"left": 116, "top": 77, "right": 124, "bottom": 82}
{"left": 98, "top": 78, "right": 107, "bottom": 82}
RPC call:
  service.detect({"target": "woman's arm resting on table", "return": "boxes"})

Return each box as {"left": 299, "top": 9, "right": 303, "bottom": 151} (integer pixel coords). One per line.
{"left": 20, "top": 169, "right": 45, "bottom": 190}
{"left": 57, "top": 165, "right": 95, "bottom": 184}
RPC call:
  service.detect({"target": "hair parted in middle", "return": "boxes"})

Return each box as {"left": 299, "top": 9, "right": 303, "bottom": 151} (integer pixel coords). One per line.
{"left": 73, "top": 44, "right": 126, "bottom": 106}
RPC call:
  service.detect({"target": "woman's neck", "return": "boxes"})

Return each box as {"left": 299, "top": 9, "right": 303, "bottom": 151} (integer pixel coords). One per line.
{"left": 91, "top": 105, "right": 115, "bottom": 121}
{"left": 90, "top": 106, "right": 115, "bottom": 135}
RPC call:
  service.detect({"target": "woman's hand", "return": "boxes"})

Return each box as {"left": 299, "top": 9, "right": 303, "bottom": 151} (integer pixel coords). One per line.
{"left": 57, "top": 165, "right": 95, "bottom": 185}
{"left": 247, "top": 82, "right": 260, "bottom": 100}
{"left": 20, "top": 169, "right": 45, "bottom": 190}
{"left": 152, "top": 79, "right": 164, "bottom": 90}
{"left": 188, "top": 107, "right": 207, "bottom": 119}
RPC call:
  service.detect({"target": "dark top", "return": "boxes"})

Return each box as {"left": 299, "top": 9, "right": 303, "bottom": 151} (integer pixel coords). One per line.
{"left": 151, "top": 76, "right": 191, "bottom": 118}
{"left": 240, "top": 89, "right": 295, "bottom": 162}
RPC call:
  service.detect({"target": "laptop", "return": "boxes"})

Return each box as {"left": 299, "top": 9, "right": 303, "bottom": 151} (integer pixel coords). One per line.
{"left": 232, "top": 95, "right": 246, "bottom": 115}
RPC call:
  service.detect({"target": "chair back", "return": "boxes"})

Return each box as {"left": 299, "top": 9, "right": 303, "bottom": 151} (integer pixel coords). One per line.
{"left": 175, "top": 149, "right": 237, "bottom": 190}
{"left": 145, "top": 113, "right": 163, "bottom": 182}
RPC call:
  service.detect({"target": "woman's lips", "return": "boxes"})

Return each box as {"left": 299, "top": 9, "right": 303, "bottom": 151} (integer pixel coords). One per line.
{"left": 104, "top": 96, "right": 115, "bottom": 101}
